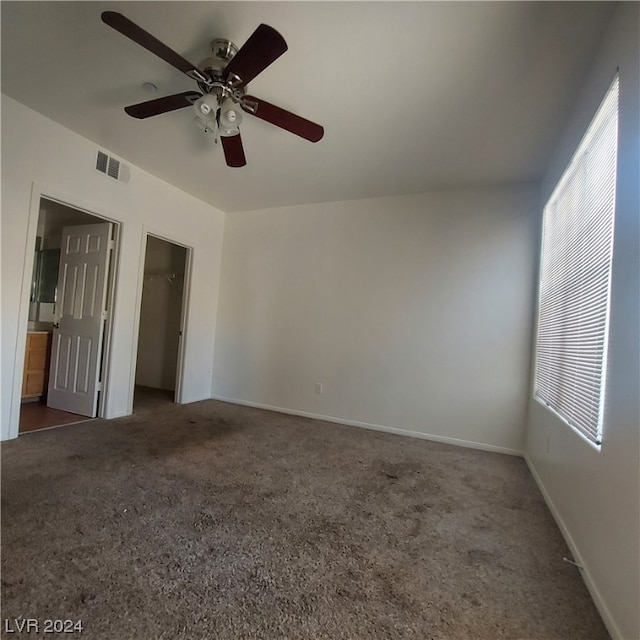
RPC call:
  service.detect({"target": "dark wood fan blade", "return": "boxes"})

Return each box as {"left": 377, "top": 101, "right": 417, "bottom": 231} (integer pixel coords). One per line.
{"left": 221, "top": 133, "right": 247, "bottom": 167}
{"left": 241, "top": 95, "right": 324, "bottom": 142}
{"left": 124, "top": 92, "right": 202, "bottom": 119}
{"left": 101, "top": 12, "right": 208, "bottom": 83}
{"left": 222, "top": 24, "right": 287, "bottom": 87}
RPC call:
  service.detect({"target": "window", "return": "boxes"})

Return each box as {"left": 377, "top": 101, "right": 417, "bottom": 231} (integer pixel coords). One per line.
{"left": 534, "top": 76, "right": 619, "bottom": 447}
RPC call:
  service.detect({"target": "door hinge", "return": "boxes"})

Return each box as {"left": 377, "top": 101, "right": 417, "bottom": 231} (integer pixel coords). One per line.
{"left": 96, "top": 381, "right": 103, "bottom": 392}
{"left": 108, "top": 240, "right": 115, "bottom": 251}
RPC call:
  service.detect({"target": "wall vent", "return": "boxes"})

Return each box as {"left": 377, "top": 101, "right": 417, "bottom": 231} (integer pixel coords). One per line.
{"left": 96, "top": 150, "right": 108, "bottom": 173}
{"left": 96, "top": 150, "right": 130, "bottom": 184}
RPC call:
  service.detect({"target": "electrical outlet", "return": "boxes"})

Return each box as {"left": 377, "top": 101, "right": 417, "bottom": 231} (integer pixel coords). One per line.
{"left": 315, "top": 382, "right": 323, "bottom": 395}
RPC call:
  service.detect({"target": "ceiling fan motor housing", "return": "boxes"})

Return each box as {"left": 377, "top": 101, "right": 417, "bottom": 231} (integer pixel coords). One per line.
{"left": 197, "top": 39, "right": 243, "bottom": 95}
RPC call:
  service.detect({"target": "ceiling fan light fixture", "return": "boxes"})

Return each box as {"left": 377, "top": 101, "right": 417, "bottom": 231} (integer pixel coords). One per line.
{"left": 192, "top": 95, "right": 218, "bottom": 133}
{"left": 194, "top": 93, "right": 218, "bottom": 117}
{"left": 194, "top": 115, "right": 212, "bottom": 133}
{"left": 219, "top": 98, "right": 242, "bottom": 136}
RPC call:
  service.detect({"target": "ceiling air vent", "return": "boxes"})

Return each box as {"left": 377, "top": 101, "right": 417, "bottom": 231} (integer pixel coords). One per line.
{"left": 95, "top": 150, "right": 130, "bottom": 184}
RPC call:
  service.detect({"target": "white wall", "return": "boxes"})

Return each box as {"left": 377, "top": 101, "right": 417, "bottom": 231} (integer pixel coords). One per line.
{"left": 525, "top": 4, "right": 639, "bottom": 639}
{"left": 1, "top": 95, "right": 226, "bottom": 440}
{"left": 212, "top": 186, "right": 538, "bottom": 454}
{"left": 135, "top": 236, "right": 186, "bottom": 391}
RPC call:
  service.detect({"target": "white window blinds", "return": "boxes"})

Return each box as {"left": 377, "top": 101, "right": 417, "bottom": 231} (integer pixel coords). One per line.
{"left": 534, "top": 76, "right": 619, "bottom": 446}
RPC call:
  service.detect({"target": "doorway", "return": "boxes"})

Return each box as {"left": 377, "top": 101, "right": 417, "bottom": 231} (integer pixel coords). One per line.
{"left": 19, "top": 197, "right": 119, "bottom": 434}
{"left": 133, "top": 235, "right": 189, "bottom": 411}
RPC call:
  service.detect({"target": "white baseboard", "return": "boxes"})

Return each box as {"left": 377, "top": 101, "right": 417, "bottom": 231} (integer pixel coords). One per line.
{"left": 178, "top": 393, "right": 212, "bottom": 405}
{"left": 525, "top": 455, "right": 622, "bottom": 640}
{"left": 209, "top": 395, "right": 524, "bottom": 457}
{"left": 103, "top": 409, "right": 129, "bottom": 419}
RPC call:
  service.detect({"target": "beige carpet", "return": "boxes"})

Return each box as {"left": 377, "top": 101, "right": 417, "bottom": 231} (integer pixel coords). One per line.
{"left": 1, "top": 399, "right": 609, "bottom": 640}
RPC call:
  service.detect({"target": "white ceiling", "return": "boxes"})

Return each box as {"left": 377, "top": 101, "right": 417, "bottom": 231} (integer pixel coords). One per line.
{"left": 2, "top": 1, "right": 615, "bottom": 212}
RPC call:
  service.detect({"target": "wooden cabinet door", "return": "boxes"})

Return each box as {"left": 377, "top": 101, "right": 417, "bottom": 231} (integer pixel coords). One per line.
{"left": 22, "top": 333, "right": 52, "bottom": 398}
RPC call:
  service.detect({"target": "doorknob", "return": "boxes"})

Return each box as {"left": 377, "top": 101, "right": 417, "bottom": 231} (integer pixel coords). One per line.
{"left": 53, "top": 322, "right": 60, "bottom": 329}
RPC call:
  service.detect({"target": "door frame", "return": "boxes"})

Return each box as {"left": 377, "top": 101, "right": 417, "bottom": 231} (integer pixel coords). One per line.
{"left": 128, "top": 226, "right": 193, "bottom": 411}
{"left": 9, "top": 183, "right": 121, "bottom": 439}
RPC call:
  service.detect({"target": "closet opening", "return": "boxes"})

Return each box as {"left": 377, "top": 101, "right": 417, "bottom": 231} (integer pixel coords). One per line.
{"left": 133, "top": 234, "right": 190, "bottom": 411}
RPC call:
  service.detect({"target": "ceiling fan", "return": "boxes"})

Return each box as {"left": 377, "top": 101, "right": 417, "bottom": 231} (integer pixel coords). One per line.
{"left": 101, "top": 11, "right": 324, "bottom": 167}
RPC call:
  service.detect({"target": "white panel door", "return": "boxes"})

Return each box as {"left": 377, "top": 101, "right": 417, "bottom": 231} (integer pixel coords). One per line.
{"left": 47, "top": 222, "right": 113, "bottom": 416}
